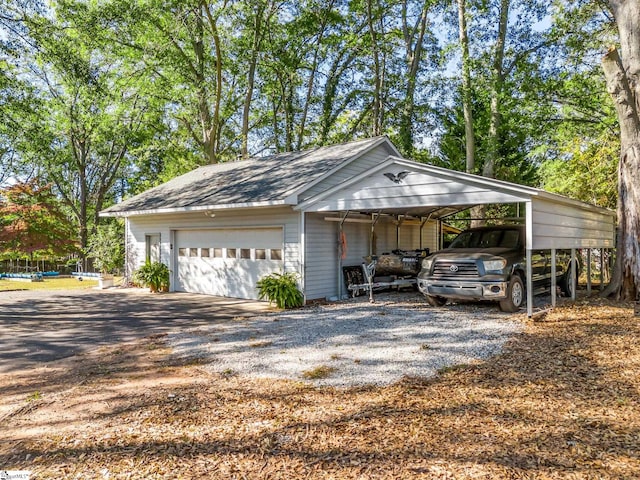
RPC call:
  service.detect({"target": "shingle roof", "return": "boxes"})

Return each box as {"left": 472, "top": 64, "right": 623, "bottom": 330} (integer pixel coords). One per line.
{"left": 101, "top": 136, "right": 392, "bottom": 216}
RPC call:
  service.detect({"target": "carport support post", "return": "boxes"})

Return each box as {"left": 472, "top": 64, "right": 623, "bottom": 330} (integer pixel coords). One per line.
{"left": 419, "top": 214, "right": 432, "bottom": 250}
{"left": 600, "top": 248, "right": 605, "bottom": 292}
{"left": 526, "top": 249, "right": 533, "bottom": 317}
{"left": 338, "top": 211, "right": 350, "bottom": 299}
{"left": 571, "top": 248, "right": 577, "bottom": 301}
{"left": 551, "top": 248, "right": 557, "bottom": 308}
{"left": 586, "top": 249, "right": 592, "bottom": 295}
{"left": 370, "top": 212, "right": 381, "bottom": 256}
{"left": 300, "top": 210, "right": 306, "bottom": 303}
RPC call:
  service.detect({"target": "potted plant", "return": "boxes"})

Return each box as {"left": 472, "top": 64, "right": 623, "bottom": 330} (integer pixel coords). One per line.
{"left": 133, "top": 261, "right": 170, "bottom": 293}
{"left": 257, "top": 272, "right": 304, "bottom": 309}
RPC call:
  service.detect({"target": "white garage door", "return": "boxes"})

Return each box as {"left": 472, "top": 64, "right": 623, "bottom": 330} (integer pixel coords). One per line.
{"left": 174, "top": 227, "right": 284, "bottom": 299}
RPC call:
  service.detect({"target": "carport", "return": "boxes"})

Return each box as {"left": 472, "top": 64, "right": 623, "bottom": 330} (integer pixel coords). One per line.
{"left": 296, "top": 155, "right": 617, "bottom": 316}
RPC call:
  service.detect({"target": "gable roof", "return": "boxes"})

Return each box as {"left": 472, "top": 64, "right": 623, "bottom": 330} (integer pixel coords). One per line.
{"left": 101, "top": 136, "right": 398, "bottom": 217}
{"left": 297, "top": 155, "right": 616, "bottom": 218}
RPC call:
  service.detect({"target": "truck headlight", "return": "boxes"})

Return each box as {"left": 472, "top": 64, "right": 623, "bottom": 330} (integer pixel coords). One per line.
{"left": 483, "top": 259, "right": 507, "bottom": 272}
{"left": 421, "top": 258, "right": 433, "bottom": 271}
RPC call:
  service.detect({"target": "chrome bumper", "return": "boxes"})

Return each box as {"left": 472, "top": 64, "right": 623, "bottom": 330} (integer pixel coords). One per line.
{"left": 417, "top": 278, "right": 508, "bottom": 300}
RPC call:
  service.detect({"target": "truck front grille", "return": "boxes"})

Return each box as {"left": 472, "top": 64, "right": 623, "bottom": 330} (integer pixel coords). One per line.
{"left": 432, "top": 261, "right": 478, "bottom": 277}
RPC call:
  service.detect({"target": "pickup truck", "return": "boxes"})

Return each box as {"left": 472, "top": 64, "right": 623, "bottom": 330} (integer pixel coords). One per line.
{"left": 416, "top": 225, "right": 578, "bottom": 312}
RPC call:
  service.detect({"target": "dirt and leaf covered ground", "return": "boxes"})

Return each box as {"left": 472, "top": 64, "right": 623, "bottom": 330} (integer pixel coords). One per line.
{"left": 1, "top": 299, "right": 638, "bottom": 479}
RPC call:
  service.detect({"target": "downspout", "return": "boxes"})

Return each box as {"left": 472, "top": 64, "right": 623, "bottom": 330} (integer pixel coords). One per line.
{"left": 124, "top": 217, "right": 130, "bottom": 285}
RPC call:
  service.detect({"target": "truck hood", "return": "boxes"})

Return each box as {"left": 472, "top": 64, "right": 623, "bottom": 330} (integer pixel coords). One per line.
{"left": 431, "top": 248, "right": 519, "bottom": 260}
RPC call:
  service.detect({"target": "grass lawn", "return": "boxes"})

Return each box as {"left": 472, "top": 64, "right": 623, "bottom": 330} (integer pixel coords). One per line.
{"left": 0, "top": 276, "right": 123, "bottom": 291}
{"left": 0, "top": 299, "right": 638, "bottom": 479}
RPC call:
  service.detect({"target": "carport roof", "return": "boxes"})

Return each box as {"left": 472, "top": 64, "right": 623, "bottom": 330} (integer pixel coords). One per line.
{"left": 297, "top": 155, "right": 616, "bottom": 251}
{"left": 296, "top": 155, "right": 615, "bottom": 218}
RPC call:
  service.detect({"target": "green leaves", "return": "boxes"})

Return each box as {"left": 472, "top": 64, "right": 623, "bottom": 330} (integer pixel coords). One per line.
{"left": 133, "top": 261, "right": 170, "bottom": 293}
{"left": 88, "top": 221, "right": 125, "bottom": 274}
{"left": 257, "top": 272, "right": 304, "bottom": 309}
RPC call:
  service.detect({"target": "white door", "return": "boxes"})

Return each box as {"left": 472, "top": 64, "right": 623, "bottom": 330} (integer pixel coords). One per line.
{"left": 146, "top": 234, "right": 161, "bottom": 263}
{"left": 174, "top": 227, "right": 284, "bottom": 299}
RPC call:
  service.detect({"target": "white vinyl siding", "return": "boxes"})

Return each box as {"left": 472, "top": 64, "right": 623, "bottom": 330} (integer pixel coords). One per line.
{"left": 374, "top": 219, "right": 438, "bottom": 253}
{"left": 304, "top": 214, "right": 338, "bottom": 300}
{"left": 305, "top": 167, "right": 529, "bottom": 213}
{"left": 299, "top": 145, "right": 394, "bottom": 202}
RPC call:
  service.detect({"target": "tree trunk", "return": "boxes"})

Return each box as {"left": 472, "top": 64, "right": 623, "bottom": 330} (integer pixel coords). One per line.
{"left": 366, "top": 0, "right": 384, "bottom": 136}
{"left": 457, "top": 0, "right": 475, "bottom": 174}
{"left": 202, "top": 1, "right": 224, "bottom": 164}
{"left": 241, "top": 2, "right": 270, "bottom": 159}
{"left": 473, "top": 0, "right": 509, "bottom": 228}
{"left": 601, "top": 0, "right": 640, "bottom": 302}
{"left": 484, "top": 0, "right": 509, "bottom": 179}
{"left": 297, "top": 0, "right": 335, "bottom": 151}
{"left": 399, "top": 0, "right": 429, "bottom": 155}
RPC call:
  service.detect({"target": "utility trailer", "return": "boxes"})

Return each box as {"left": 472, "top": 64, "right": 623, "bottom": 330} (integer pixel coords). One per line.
{"left": 343, "top": 250, "right": 428, "bottom": 302}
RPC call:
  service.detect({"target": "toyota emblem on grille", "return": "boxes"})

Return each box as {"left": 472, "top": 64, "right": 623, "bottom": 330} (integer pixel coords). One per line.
{"left": 449, "top": 264, "right": 459, "bottom": 272}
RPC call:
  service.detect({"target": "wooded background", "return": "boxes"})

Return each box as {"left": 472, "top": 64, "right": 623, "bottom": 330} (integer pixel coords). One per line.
{"left": 1, "top": 0, "right": 637, "bottom": 298}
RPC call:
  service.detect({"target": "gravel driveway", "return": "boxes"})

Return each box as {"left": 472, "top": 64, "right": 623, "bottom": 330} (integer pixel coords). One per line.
{"left": 169, "top": 292, "right": 524, "bottom": 388}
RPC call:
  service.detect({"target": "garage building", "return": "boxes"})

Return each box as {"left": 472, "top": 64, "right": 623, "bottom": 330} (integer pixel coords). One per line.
{"left": 100, "top": 136, "right": 616, "bottom": 315}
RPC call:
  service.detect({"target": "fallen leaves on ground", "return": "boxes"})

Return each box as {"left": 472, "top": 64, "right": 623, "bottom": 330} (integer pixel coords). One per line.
{"left": 0, "top": 300, "right": 638, "bottom": 479}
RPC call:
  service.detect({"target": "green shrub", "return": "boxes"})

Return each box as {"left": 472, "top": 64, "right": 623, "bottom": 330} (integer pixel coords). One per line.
{"left": 257, "top": 272, "right": 304, "bottom": 309}
{"left": 88, "top": 222, "right": 125, "bottom": 274}
{"left": 133, "top": 261, "right": 170, "bottom": 293}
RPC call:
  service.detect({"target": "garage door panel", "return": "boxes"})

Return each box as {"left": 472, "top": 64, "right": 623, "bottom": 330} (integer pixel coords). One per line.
{"left": 175, "top": 228, "right": 284, "bottom": 299}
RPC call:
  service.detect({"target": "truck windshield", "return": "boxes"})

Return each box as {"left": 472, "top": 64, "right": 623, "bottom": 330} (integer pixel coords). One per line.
{"left": 449, "top": 229, "right": 520, "bottom": 249}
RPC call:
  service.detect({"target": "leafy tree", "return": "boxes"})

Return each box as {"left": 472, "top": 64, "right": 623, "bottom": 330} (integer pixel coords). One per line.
{"left": 539, "top": 132, "right": 618, "bottom": 210}
{"left": 0, "top": 179, "right": 78, "bottom": 260}
{"left": 6, "top": 2, "right": 165, "bottom": 254}
{"left": 87, "top": 221, "right": 124, "bottom": 274}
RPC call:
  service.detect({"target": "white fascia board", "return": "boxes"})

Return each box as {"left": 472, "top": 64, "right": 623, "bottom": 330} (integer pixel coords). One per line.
{"left": 99, "top": 199, "right": 292, "bottom": 218}
{"left": 283, "top": 136, "right": 399, "bottom": 204}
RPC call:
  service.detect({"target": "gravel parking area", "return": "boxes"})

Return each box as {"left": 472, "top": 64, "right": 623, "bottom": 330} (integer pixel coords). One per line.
{"left": 169, "top": 292, "right": 524, "bottom": 387}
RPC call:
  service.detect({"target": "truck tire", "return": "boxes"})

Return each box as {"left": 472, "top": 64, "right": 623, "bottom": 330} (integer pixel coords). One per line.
{"left": 424, "top": 294, "right": 447, "bottom": 307}
{"left": 560, "top": 261, "right": 579, "bottom": 297}
{"left": 499, "top": 275, "right": 524, "bottom": 312}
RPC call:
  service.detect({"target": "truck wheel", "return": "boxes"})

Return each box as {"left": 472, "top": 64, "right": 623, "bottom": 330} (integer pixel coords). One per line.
{"left": 499, "top": 275, "right": 524, "bottom": 312}
{"left": 560, "top": 261, "right": 578, "bottom": 297}
{"left": 424, "top": 294, "right": 447, "bottom": 307}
